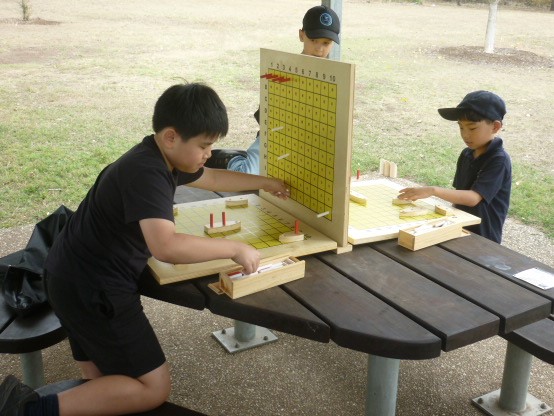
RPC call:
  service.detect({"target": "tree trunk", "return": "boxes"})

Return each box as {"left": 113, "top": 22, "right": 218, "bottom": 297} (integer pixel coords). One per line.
{"left": 550, "top": 0, "right": 553, "bottom": 11}
{"left": 484, "top": 0, "right": 500, "bottom": 54}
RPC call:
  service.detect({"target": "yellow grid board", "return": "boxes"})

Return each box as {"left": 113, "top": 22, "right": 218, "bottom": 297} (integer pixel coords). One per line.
{"left": 148, "top": 194, "right": 337, "bottom": 284}
{"left": 259, "top": 49, "right": 355, "bottom": 248}
{"left": 348, "top": 179, "right": 482, "bottom": 245}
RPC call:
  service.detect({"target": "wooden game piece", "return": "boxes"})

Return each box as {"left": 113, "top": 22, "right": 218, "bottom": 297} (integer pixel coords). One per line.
{"left": 398, "top": 218, "right": 464, "bottom": 251}
{"left": 225, "top": 198, "right": 248, "bottom": 208}
{"left": 219, "top": 255, "right": 305, "bottom": 299}
{"left": 278, "top": 153, "right": 290, "bottom": 160}
{"left": 271, "top": 126, "right": 284, "bottom": 132}
{"left": 350, "top": 190, "right": 368, "bottom": 206}
{"left": 392, "top": 198, "right": 415, "bottom": 206}
{"left": 383, "top": 161, "right": 391, "bottom": 177}
{"left": 279, "top": 219, "right": 305, "bottom": 243}
{"left": 204, "top": 212, "right": 241, "bottom": 235}
{"left": 435, "top": 204, "right": 454, "bottom": 216}
{"left": 204, "top": 220, "right": 241, "bottom": 235}
{"left": 389, "top": 162, "right": 398, "bottom": 178}
{"left": 316, "top": 211, "right": 330, "bottom": 218}
{"left": 279, "top": 232, "right": 305, "bottom": 243}
{"left": 379, "top": 159, "right": 386, "bottom": 175}
{"left": 399, "top": 207, "right": 430, "bottom": 218}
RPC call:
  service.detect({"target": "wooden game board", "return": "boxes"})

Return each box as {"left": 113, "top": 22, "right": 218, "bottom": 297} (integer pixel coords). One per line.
{"left": 148, "top": 194, "right": 338, "bottom": 284}
{"left": 258, "top": 49, "right": 355, "bottom": 249}
{"left": 347, "top": 178, "right": 481, "bottom": 245}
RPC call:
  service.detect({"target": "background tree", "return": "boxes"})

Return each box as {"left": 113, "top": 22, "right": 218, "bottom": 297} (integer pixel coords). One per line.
{"left": 484, "top": 0, "right": 500, "bottom": 53}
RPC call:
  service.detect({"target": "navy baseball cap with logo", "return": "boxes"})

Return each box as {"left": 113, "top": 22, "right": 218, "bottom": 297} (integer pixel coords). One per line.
{"left": 438, "top": 90, "right": 507, "bottom": 122}
{"left": 302, "top": 6, "right": 341, "bottom": 44}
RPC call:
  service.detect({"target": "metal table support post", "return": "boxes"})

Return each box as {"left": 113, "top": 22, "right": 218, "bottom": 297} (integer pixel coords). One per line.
{"left": 365, "top": 354, "right": 400, "bottom": 416}
{"left": 212, "top": 320, "right": 278, "bottom": 353}
{"left": 21, "top": 351, "right": 45, "bottom": 389}
{"left": 472, "top": 342, "right": 551, "bottom": 415}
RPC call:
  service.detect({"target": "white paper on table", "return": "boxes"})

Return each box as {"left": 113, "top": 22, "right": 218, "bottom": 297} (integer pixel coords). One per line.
{"left": 514, "top": 268, "right": 554, "bottom": 290}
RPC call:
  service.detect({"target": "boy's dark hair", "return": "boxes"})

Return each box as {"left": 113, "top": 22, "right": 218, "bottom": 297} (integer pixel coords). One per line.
{"left": 152, "top": 83, "right": 228, "bottom": 140}
{"left": 455, "top": 109, "right": 493, "bottom": 123}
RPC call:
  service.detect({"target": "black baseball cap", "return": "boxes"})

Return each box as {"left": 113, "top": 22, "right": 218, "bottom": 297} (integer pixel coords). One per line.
{"left": 438, "top": 90, "right": 506, "bottom": 122}
{"left": 302, "top": 6, "right": 340, "bottom": 44}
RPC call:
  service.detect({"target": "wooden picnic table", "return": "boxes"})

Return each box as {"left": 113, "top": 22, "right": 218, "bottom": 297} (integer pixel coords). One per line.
{"left": 139, "top": 187, "right": 554, "bottom": 416}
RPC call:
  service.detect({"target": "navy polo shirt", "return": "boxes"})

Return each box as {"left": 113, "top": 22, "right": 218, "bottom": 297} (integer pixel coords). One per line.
{"left": 452, "top": 137, "right": 512, "bottom": 243}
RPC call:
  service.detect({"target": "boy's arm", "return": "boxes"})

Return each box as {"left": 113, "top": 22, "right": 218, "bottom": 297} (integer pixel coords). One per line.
{"left": 188, "top": 167, "right": 290, "bottom": 199}
{"left": 397, "top": 186, "right": 483, "bottom": 207}
{"left": 139, "top": 218, "right": 261, "bottom": 274}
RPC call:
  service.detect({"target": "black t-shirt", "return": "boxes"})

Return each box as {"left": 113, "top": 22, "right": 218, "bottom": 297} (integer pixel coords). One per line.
{"left": 45, "top": 135, "right": 203, "bottom": 291}
{"left": 453, "top": 137, "right": 512, "bottom": 243}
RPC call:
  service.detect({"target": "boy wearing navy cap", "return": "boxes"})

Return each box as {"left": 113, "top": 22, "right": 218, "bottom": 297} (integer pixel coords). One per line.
{"left": 209, "top": 5, "right": 341, "bottom": 173}
{"left": 397, "top": 90, "right": 512, "bottom": 243}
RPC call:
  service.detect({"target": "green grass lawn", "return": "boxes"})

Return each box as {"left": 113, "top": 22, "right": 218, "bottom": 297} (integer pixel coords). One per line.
{"left": 0, "top": 0, "right": 552, "bottom": 237}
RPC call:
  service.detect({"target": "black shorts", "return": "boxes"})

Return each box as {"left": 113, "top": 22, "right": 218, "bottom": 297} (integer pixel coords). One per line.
{"left": 46, "top": 272, "right": 166, "bottom": 378}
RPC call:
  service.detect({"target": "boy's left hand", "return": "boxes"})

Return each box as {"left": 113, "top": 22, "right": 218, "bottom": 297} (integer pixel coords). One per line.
{"left": 263, "top": 178, "right": 290, "bottom": 200}
{"left": 397, "top": 186, "right": 434, "bottom": 201}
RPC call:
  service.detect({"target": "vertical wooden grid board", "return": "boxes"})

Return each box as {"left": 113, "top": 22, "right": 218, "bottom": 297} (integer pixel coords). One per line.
{"left": 258, "top": 49, "right": 355, "bottom": 249}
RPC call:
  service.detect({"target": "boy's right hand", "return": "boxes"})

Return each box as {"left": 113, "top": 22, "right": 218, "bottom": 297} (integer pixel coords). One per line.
{"left": 231, "top": 242, "right": 261, "bottom": 275}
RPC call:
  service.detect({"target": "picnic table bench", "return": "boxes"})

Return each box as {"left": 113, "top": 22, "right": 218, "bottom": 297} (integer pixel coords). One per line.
{"left": 0, "top": 296, "right": 66, "bottom": 389}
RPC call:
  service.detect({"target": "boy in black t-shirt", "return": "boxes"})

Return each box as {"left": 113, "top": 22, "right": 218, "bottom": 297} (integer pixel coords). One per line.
{"left": 397, "top": 90, "right": 512, "bottom": 243}
{"left": 0, "top": 83, "right": 289, "bottom": 416}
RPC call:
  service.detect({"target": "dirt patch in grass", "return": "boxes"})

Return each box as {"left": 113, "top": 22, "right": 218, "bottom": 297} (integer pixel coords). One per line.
{"left": 0, "top": 17, "right": 60, "bottom": 25}
{"left": 437, "top": 45, "right": 554, "bottom": 68}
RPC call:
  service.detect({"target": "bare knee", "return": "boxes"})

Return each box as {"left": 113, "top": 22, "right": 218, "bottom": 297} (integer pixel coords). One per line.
{"left": 78, "top": 361, "right": 103, "bottom": 379}
{"left": 140, "top": 363, "right": 171, "bottom": 408}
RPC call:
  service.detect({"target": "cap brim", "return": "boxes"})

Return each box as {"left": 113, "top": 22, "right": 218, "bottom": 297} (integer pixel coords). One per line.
{"left": 438, "top": 107, "right": 464, "bottom": 121}
{"left": 305, "top": 29, "right": 340, "bottom": 44}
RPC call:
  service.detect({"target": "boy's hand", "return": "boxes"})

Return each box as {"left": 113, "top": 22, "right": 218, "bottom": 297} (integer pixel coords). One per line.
{"left": 397, "top": 186, "right": 435, "bottom": 201}
{"left": 263, "top": 178, "right": 290, "bottom": 200}
{"left": 231, "top": 242, "right": 261, "bottom": 275}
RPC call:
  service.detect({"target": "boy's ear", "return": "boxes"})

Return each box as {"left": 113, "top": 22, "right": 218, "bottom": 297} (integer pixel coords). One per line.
{"left": 161, "top": 128, "right": 178, "bottom": 148}
{"left": 299, "top": 29, "right": 305, "bottom": 42}
{"left": 492, "top": 120, "right": 503, "bottom": 133}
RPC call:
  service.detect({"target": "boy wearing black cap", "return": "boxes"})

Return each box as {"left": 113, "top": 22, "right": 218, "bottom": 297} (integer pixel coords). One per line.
{"left": 208, "top": 5, "right": 341, "bottom": 173}
{"left": 397, "top": 90, "right": 512, "bottom": 243}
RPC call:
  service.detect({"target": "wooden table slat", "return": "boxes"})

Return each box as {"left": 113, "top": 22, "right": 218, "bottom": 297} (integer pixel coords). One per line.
{"left": 440, "top": 234, "right": 554, "bottom": 311}
{"left": 196, "top": 276, "right": 330, "bottom": 343}
{"left": 318, "top": 246, "right": 499, "bottom": 352}
{"left": 374, "top": 240, "right": 551, "bottom": 333}
{"left": 283, "top": 257, "right": 442, "bottom": 359}
{"left": 138, "top": 269, "right": 206, "bottom": 310}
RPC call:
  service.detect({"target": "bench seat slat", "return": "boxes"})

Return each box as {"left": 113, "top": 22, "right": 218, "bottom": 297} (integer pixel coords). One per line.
{"left": 503, "top": 317, "right": 554, "bottom": 365}
{"left": 0, "top": 297, "right": 66, "bottom": 354}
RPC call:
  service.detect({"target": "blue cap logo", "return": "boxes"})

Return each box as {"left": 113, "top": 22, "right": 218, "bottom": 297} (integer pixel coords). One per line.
{"left": 320, "top": 12, "right": 333, "bottom": 27}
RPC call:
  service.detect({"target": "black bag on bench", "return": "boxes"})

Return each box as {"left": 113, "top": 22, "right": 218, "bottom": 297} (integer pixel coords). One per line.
{"left": 1, "top": 205, "right": 73, "bottom": 317}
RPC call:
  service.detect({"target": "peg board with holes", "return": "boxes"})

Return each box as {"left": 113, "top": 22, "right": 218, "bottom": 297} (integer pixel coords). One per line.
{"left": 148, "top": 194, "right": 337, "bottom": 284}
{"left": 258, "top": 48, "right": 355, "bottom": 249}
{"left": 348, "top": 178, "right": 482, "bottom": 245}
